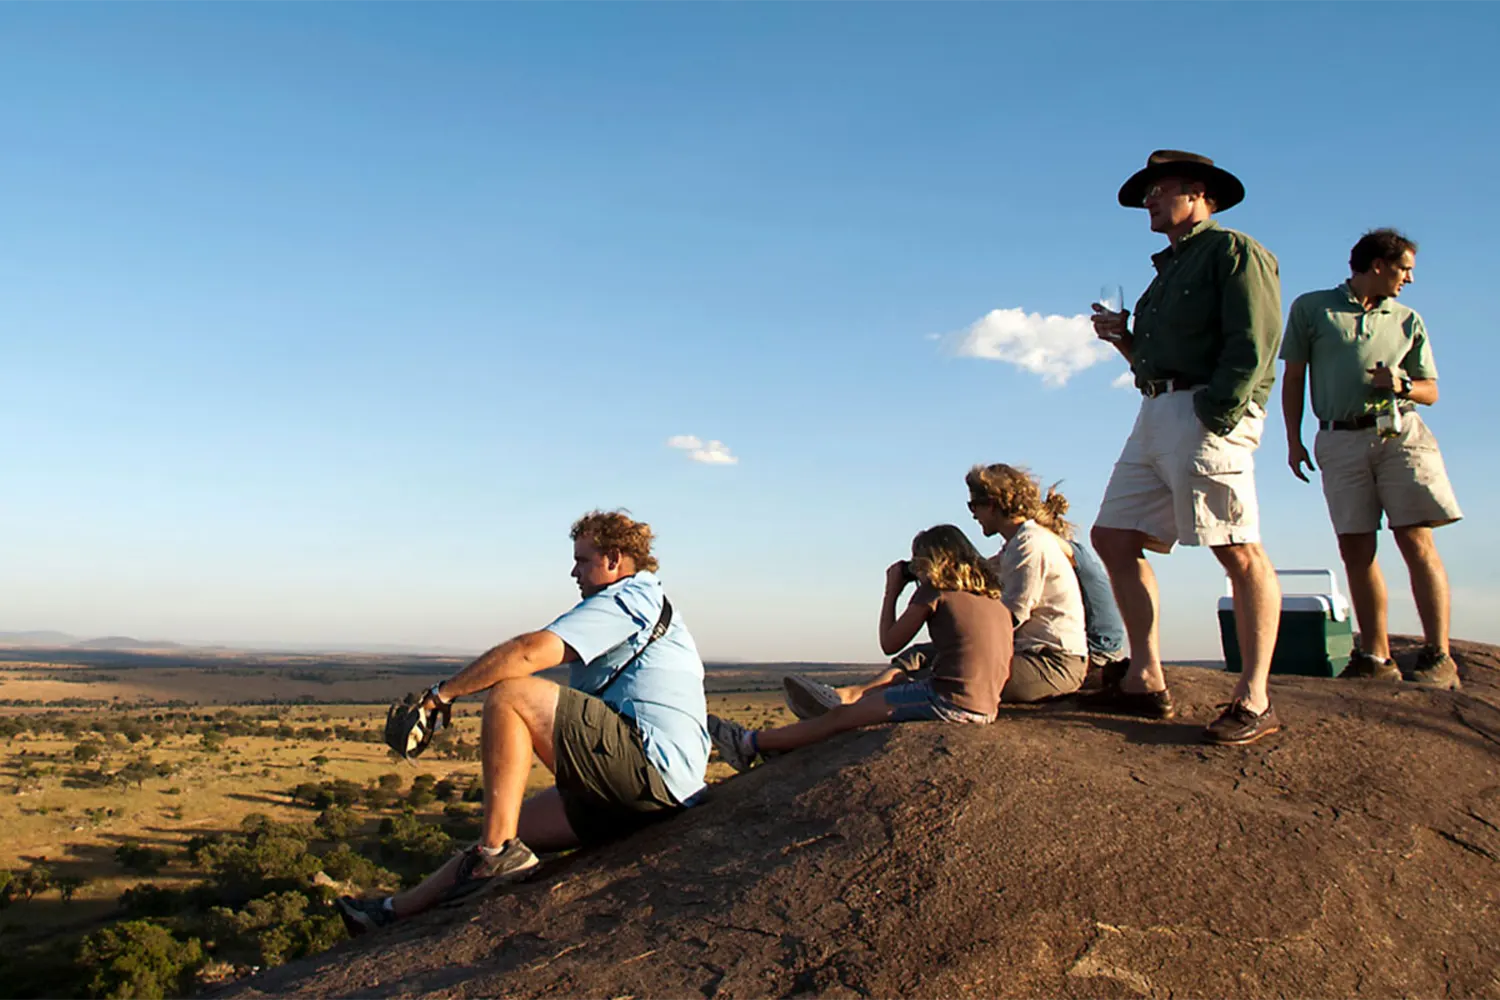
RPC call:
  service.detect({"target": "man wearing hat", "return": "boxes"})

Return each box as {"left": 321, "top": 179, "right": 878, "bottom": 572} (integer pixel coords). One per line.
{"left": 1089, "top": 151, "right": 1285, "bottom": 745}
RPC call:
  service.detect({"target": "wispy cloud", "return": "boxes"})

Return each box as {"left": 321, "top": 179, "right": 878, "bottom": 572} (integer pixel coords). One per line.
{"left": 942, "top": 307, "right": 1114, "bottom": 386}
{"left": 667, "top": 435, "right": 738, "bottom": 466}
{"left": 1112, "top": 371, "right": 1136, "bottom": 389}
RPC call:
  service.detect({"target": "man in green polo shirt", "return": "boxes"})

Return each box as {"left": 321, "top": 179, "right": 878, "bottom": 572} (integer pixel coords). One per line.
{"left": 1089, "top": 150, "right": 1285, "bottom": 746}
{"left": 1281, "top": 229, "right": 1463, "bottom": 690}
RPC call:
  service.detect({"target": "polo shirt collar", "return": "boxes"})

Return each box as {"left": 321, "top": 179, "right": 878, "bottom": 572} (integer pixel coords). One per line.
{"left": 1339, "top": 279, "right": 1395, "bottom": 314}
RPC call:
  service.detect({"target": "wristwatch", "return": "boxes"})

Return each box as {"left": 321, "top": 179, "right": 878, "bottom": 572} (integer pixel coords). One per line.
{"left": 428, "top": 683, "right": 451, "bottom": 707}
{"left": 1397, "top": 376, "right": 1413, "bottom": 398}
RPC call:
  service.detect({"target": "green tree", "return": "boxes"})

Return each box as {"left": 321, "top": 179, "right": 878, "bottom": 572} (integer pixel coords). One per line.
{"left": 199, "top": 730, "right": 226, "bottom": 753}
{"left": 115, "top": 842, "right": 170, "bottom": 875}
{"left": 56, "top": 874, "right": 88, "bottom": 903}
{"left": 73, "top": 741, "right": 104, "bottom": 763}
{"left": 76, "top": 920, "right": 204, "bottom": 1000}
{"left": 314, "top": 805, "right": 359, "bottom": 840}
{"left": 206, "top": 891, "right": 342, "bottom": 968}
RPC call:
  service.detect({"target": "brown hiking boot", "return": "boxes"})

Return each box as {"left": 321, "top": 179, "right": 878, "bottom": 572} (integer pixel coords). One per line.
{"left": 1409, "top": 646, "right": 1461, "bottom": 691}
{"left": 1340, "top": 650, "right": 1401, "bottom": 682}
{"left": 1202, "top": 701, "right": 1281, "bottom": 746}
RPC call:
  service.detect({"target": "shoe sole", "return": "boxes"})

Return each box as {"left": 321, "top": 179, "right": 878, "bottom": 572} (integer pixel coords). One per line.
{"left": 437, "top": 856, "right": 542, "bottom": 907}
{"left": 783, "top": 677, "right": 839, "bottom": 720}
{"left": 1411, "top": 678, "right": 1462, "bottom": 691}
{"left": 1075, "top": 691, "right": 1176, "bottom": 720}
{"left": 1201, "top": 722, "right": 1282, "bottom": 746}
{"left": 335, "top": 899, "right": 385, "bottom": 936}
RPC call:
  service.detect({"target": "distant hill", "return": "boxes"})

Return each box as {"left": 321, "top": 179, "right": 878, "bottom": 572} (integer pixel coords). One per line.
{"left": 0, "top": 630, "right": 77, "bottom": 647}
{"left": 68, "top": 636, "right": 182, "bottom": 651}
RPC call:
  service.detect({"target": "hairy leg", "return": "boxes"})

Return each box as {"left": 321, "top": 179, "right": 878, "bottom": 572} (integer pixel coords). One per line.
{"left": 1092, "top": 526, "right": 1166, "bottom": 693}
{"left": 389, "top": 677, "right": 560, "bottom": 919}
{"left": 1337, "top": 532, "right": 1388, "bottom": 659}
{"left": 1213, "top": 542, "right": 1280, "bottom": 713}
{"left": 1393, "top": 525, "right": 1450, "bottom": 652}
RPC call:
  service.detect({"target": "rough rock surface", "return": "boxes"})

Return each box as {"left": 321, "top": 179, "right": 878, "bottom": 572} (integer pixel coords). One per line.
{"left": 226, "top": 637, "right": 1500, "bottom": 998}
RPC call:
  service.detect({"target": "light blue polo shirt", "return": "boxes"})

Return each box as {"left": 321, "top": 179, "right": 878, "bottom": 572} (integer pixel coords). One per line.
{"left": 543, "top": 571, "right": 709, "bottom": 806}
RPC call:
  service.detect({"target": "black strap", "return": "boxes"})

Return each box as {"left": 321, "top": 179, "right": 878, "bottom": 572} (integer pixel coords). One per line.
{"left": 588, "top": 597, "right": 673, "bottom": 699}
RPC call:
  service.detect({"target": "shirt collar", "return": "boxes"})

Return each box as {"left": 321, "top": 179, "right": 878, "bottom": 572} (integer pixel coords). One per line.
{"left": 1339, "top": 279, "right": 1394, "bottom": 313}
{"left": 1151, "top": 218, "right": 1220, "bottom": 268}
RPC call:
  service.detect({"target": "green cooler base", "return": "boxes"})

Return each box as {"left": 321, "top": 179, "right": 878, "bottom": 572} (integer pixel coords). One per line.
{"left": 1220, "top": 609, "right": 1354, "bottom": 677}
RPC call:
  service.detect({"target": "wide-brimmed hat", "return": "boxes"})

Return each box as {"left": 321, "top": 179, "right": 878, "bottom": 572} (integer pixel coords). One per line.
{"left": 1117, "top": 150, "right": 1245, "bottom": 211}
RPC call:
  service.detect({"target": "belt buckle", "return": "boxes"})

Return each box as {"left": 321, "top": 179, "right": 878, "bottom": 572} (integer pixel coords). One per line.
{"left": 1142, "top": 380, "right": 1164, "bottom": 398}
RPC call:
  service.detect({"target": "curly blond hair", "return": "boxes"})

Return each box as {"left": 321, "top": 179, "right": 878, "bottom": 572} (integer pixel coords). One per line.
{"left": 570, "top": 510, "right": 659, "bottom": 573}
{"left": 965, "top": 463, "right": 1074, "bottom": 540}
{"left": 909, "top": 524, "right": 1003, "bottom": 599}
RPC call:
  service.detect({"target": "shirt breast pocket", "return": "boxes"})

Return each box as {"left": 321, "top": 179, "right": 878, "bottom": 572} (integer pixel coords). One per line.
{"left": 1172, "top": 284, "right": 1216, "bottom": 332}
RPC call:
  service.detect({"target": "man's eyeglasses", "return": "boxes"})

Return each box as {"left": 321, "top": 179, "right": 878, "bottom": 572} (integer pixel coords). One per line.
{"left": 966, "top": 499, "right": 991, "bottom": 512}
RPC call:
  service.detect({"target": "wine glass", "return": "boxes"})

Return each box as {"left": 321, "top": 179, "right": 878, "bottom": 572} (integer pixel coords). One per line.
{"left": 1095, "top": 284, "right": 1126, "bottom": 341}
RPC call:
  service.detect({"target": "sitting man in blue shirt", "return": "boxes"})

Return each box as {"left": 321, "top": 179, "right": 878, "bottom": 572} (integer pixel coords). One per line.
{"left": 337, "top": 510, "right": 710, "bottom": 934}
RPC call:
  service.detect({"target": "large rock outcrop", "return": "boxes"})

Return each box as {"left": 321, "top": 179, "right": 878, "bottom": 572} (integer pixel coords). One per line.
{"left": 228, "top": 637, "right": 1500, "bottom": 998}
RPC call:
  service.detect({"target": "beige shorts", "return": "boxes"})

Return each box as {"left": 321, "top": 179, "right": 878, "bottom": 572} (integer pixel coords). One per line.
{"left": 1313, "top": 411, "right": 1463, "bottom": 535}
{"left": 1096, "top": 389, "right": 1264, "bottom": 552}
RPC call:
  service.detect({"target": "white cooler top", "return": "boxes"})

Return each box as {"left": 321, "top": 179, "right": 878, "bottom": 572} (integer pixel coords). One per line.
{"left": 1217, "top": 569, "right": 1349, "bottom": 622}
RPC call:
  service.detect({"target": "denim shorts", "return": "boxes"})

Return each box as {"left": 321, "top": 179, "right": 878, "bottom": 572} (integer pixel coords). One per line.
{"left": 882, "top": 677, "right": 994, "bottom": 725}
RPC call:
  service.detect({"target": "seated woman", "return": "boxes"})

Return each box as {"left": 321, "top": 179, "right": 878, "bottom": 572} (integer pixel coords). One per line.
{"left": 779, "top": 464, "right": 1122, "bottom": 720}
{"left": 965, "top": 463, "right": 1091, "bottom": 701}
{"left": 709, "top": 524, "right": 1012, "bottom": 772}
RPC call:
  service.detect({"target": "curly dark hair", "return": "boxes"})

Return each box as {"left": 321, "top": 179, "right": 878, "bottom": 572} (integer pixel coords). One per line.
{"left": 1350, "top": 228, "right": 1418, "bottom": 274}
{"left": 569, "top": 510, "right": 659, "bottom": 573}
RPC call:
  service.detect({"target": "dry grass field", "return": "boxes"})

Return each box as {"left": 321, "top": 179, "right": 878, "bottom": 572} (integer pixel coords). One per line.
{"left": 0, "top": 648, "right": 830, "bottom": 943}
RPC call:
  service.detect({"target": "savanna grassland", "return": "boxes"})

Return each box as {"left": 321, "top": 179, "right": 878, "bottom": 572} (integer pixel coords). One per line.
{"left": 0, "top": 648, "right": 863, "bottom": 999}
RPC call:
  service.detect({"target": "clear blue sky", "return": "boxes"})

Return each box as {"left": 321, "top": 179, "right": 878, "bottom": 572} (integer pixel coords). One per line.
{"left": 3, "top": 3, "right": 1497, "bottom": 661}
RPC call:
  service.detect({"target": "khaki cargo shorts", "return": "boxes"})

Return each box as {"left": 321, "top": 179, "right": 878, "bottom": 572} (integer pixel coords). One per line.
{"left": 1096, "top": 389, "right": 1264, "bottom": 552}
{"left": 553, "top": 686, "right": 680, "bottom": 846}
{"left": 1313, "top": 411, "right": 1463, "bottom": 535}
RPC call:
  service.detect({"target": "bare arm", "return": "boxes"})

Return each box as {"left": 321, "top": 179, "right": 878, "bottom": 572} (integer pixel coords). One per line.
{"left": 434, "top": 630, "right": 572, "bottom": 703}
{"left": 1282, "top": 360, "right": 1315, "bottom": 483}
{"left": 879, "top": 563, "right": 934, "bottom": 655}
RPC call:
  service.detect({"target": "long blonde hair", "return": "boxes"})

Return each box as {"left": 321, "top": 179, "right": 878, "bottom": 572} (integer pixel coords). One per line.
{"left": 964, "top": 464, "right": 1074, "bottom": 540}
{"left": 909, "top": 524, "right": 1003, "bottom": 599}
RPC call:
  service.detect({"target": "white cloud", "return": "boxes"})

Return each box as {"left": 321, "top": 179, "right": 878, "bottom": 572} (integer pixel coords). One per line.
{"left": 943, "top": 306, "right": 1114, "bottom": 386}
{"left": 1112, "top": 371, "right": 1136, "bottom": 389}
{"left": 666, "top": 435, "right": 738, "bottom": 466}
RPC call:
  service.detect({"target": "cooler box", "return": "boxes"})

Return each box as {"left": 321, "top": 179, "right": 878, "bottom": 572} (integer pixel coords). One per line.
{"left": 1220, "top": 569, "right": 1353, "bottom": 677}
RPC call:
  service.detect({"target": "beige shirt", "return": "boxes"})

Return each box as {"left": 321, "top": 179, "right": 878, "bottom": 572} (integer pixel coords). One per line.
{"left": 990, "top": 520, "right": 1088, "bottom": 656}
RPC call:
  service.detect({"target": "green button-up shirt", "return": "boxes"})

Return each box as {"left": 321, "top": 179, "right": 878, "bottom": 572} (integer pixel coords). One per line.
{"left": 1129, "top": 219, "right": 1283, "bottom": 435}
{"left": 1280, "top": 282, "right": 1437, "bottom": 422}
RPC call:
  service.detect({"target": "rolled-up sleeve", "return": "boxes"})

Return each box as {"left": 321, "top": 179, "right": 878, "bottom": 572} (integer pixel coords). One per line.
{"left": 1195, "top": 240, "right": 1283, "bottom": 435}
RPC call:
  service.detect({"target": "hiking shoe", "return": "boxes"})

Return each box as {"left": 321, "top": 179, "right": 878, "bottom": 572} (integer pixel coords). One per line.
{"left": 1409, "top": 646, "right": 1461, "bottom": 691}
{"left": 1340, "top": 650, "right": 1402, "bottom": 682}
{"left": 440, "top": 839, "right": 540, "bottom": 904}
{"left": 707, "top": 714, "right": 757, "bottom": 773}
{"left": 1075, "top": 684, "right": 1176, "bottom": 720}
{"left": 783, "top": 674, "right": 841, "bottom": 720}
{"left": 336, "top": 895, "right": 395, "bottom": 937}
{"left": 1201, "top": 701, "right": 1282, "bottom": 746}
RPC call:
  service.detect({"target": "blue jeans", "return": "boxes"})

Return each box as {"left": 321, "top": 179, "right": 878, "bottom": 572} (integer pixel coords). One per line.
{"left": 882, "top": 677, "right": 994, "bottom": 724}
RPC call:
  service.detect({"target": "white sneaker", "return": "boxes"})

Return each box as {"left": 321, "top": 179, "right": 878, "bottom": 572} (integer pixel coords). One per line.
{"left": 782, "top": 675, "right": 842, "bottom": 720}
